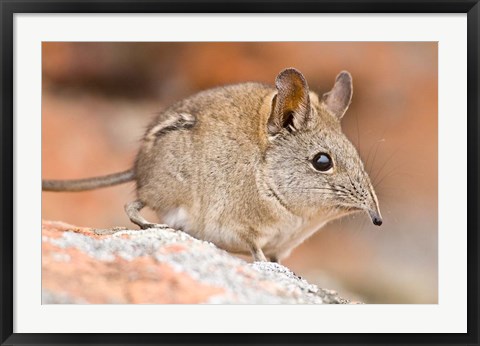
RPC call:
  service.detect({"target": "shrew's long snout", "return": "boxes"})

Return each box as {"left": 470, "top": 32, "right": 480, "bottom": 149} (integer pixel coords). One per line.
{"left": 366, "top": 192, "right": 383, "bottom": 226}
{"left": 363, "top": 177, "right": 382, "bottom": 226}
{"left": 349, "top": 173, "right": 383, "bottom": 227}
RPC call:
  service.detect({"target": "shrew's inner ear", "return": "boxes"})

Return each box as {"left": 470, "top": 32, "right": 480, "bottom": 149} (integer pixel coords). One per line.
{"left": 268, "top": 68, "right": 311, "bottom": 135}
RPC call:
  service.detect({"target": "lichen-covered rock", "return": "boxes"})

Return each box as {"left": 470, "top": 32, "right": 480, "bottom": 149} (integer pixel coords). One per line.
{"left": 42, "top": 220, "right": 352, "bottom": 304}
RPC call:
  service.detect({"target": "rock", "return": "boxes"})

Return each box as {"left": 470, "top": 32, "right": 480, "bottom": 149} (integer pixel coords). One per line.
{"left": 42, "top": 220, "right": 353, "bottom": 304}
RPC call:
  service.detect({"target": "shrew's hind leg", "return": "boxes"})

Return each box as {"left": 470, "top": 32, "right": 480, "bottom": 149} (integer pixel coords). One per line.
{"left": 125, "top": 200, "right": 169, "bottom": 230}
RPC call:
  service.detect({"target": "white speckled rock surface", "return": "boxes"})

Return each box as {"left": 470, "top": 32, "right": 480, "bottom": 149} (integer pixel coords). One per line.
{"left": 42, "top": 220, "right": 353, "bottom": 304}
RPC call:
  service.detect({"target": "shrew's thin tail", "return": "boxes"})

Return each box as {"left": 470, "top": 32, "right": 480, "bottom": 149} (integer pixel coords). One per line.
{"left": 42, "top": 169, "right": 135, "bottom": 192}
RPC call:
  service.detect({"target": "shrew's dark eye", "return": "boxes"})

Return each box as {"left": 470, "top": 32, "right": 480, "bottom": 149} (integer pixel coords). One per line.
{"left": 312, "top": 153, "right": 333, "bottom": 172}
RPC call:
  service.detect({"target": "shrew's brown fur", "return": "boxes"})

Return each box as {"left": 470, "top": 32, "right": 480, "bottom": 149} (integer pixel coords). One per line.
{"left": 43, "top": 68, "right": 382, "bottom": 262}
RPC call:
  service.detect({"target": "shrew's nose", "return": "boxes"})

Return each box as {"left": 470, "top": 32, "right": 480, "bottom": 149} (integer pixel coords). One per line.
{"left": 368, "top": 209, "right": 383, "bottom": 226}
{"left": 372, "top": 216, "right": 383, "bottom": 226}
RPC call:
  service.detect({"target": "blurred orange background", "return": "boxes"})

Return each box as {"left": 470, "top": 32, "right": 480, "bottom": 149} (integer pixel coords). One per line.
{"left": 42, "top": 42, "right": 438, "bottom": 303}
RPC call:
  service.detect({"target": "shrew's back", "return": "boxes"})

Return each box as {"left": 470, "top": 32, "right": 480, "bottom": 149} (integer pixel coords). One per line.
{"left": 134, "top": 82, "right": 277, "bottom": 247}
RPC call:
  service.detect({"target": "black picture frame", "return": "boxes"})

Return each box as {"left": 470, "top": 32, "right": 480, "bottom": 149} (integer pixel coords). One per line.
{"left": 1, "top": 1, "right": 478, "bottom": 345}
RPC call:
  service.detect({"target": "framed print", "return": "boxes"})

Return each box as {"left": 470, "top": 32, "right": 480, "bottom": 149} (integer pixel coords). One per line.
{"left": 1, "top": 1, "right": 479, "bottom": 345}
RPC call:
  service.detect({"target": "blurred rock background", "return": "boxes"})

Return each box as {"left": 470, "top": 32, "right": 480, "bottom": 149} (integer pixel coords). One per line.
{"left": 42, "top": 42, "right": 438, "bottom": 303}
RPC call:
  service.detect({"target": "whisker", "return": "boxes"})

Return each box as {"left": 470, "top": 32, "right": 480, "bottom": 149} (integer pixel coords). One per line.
{"left": 282, "top": 186, "right": 348, "bottom": 193}
{"left": 365, "top": 117, "right": 397, "bottom": 173}
{"left": 372, "top": 148, "right": 400, "bottom": 186}
{"left": 298, "top": 189, "right": 353, "bottom": 199}
{"left": 366, "top": 139, "right": 383, "bottom": 174}
{"left": 355, "top": 111, "right": 362, "bottom": 158}
{"left": 373, "top": 167, "right": 404, "bottom": 189}
{"left": 365, "top": 139, "right": 379, "bottom": 173}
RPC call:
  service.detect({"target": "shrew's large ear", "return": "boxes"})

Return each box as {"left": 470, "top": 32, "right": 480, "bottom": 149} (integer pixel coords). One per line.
{"left": 322, "top": 71, "right": 353, "bottom": 119}
{"left": 267, "top": 68, "right": 311, "bottom": 135}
